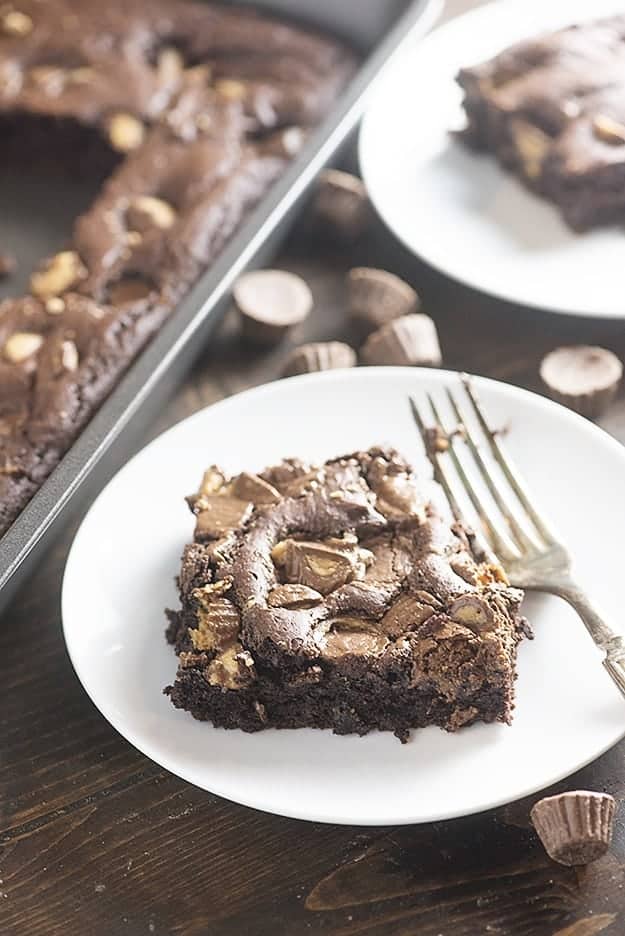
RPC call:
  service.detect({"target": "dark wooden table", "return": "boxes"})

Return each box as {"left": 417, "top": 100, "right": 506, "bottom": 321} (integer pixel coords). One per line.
{"left": 4, "top": 3, "right": 625, "bottom": 934}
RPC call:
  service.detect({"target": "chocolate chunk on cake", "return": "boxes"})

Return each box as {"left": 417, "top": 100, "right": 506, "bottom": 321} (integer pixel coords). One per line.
{"left": 456, "top": 15, "right": 625, "bottom": 230}
{"left": 0, "top": 0, "right": 356, "bottom": 536}
{"left": 165, "top": 448, "right": 529, "bottom": 741}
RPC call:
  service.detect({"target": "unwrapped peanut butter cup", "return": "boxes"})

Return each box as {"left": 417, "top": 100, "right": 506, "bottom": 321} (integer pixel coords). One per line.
{"left": 360, "top": 313, "right": 441, "bottom": 368}
{"left": 347, "top": 267, "right": 419, "bottom": 335}
{"left": 282, "top": 340, "right": 356, "bottom": 376}
{"left": 313, "top": 169, "right": 371, "bottom": 242}
{"left": 234, "top": 269, "right": 313, "bottom": 346}
{"left": 540, "top": 345, "right": 622, "bottom": 419}
{"left": 530, "top": 791, "right": 615, "bottom": 866}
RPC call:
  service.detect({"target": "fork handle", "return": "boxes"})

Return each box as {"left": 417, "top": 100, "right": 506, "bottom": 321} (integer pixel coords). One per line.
{"left": 551, "top": 580, "right": 625, "bottom": 698}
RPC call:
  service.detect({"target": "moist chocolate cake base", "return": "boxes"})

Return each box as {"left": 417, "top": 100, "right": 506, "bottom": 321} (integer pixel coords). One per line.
{"left": 165, "top": 448, "right": 530, "bottom": 742}
{"left": 167, "top": 668, "right": 510, "bottom": 742}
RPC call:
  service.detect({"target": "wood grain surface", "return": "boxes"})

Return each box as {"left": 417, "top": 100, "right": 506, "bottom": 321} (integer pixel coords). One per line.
{"left": 3, "top": 2, "right": 625, "bottom": 934}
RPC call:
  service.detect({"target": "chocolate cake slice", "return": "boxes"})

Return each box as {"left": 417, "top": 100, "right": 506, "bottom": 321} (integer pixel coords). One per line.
{"left": 456, "top": 15, "right": 625, "bottom": 231}
{"left": 165, "top": 448, "right": 529, "bottom": 742}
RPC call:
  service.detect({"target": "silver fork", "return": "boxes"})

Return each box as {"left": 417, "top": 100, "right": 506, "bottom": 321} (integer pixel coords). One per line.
{"left": 409, "top": 374, "right": 625, "bottom": 699}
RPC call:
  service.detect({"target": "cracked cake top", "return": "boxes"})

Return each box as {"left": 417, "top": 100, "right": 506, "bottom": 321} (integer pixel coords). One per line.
{"left": 175, "top": 447, "right": 525, "bottom": 686}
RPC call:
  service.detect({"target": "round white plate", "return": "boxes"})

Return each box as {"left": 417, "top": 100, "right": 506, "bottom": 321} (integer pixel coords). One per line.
{"left": 360, "top": 0, "right": 625, "bottom": 318}
{"left": 63, "top": 368, "right": 625, "bottom": 825}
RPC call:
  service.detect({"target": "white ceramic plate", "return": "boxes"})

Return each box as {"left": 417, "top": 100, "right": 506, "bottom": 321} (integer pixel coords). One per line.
{"left": 360, "top": 0, "right": 625, "bottom": 318}
{"left": 62, "top": 368, "right": 625, "bottom": 825}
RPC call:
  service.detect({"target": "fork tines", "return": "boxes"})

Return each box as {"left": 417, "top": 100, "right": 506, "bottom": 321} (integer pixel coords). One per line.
{"left": 409, "top": 376, "right": 558, "bottom": 566}
{"left": 410, "top": 376, "right": 625, "bottom": 699}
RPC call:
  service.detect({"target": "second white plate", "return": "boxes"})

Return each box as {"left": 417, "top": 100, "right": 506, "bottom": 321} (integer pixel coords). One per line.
{"left": 360, "top": 0, "right": 625, "bottom": 317}
{"left": 62, "top": 368, "right": 625, "bottom": 825}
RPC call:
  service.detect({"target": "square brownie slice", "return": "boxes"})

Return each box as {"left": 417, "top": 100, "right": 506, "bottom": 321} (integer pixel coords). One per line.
{"left": 456, "top": 15, "right": 625, "bottom": 230}
{"left": 165, "top": 448, "right": 529, "bottom": 741}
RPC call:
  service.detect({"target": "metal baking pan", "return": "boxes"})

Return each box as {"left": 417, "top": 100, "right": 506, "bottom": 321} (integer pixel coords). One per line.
{"left": 0, "top": 0, "right": 441, "bottom": 612}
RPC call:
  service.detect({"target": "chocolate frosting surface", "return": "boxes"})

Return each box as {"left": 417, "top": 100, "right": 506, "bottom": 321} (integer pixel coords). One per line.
{"left": 179, "top": 448, "right": 524, "bottom": 666}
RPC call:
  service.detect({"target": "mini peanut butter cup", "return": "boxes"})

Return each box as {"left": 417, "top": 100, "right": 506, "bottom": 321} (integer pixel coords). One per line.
{"left": 530, "top": 791, "right": 616, "bottom": 866}
{"left": 282, "top": 341, "right": 356, "bottom": 376}
{"left": 234, "top": 269, "right": 313, "bottom": 346}
{"left": 348, "top": 267, "right": 419, "bottom": 335}
{"left": 540, "top": 346, "right": 622, "bottom": 419}
{"left": 360, "top": 313, "right": 442, "bottom": 368}
{"left": 313, "top": 169, "right": 371, "bottom": 242}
